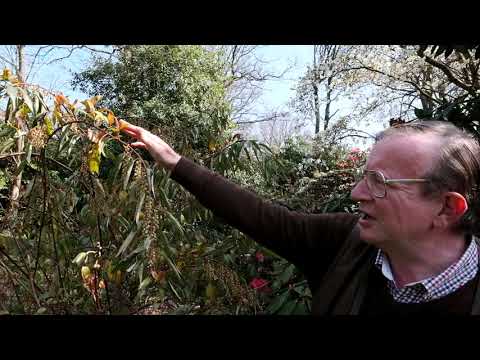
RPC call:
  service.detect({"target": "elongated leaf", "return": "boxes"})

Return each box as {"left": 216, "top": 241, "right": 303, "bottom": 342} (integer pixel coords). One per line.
{"left": 37, "top": 93, "right": 50, "bottom": 112}
{"left": 87, "top": 143, "right": 101, "bottom": 175}
{"left": 163, "top": 252, "right": 182, "bottom": 281}
{"left": 279, "top": 264, "right": 296, "bottom": 284}
{"left": 116, "top": 226, "right": 138, "bottom": 257}
{"left": 266, "top": 292, "right": 289, "bottom": 314}
{"left": 72, "top": 252, "right": 87, "bottom": 265}
{"left": 5, "top": 83, "right": 17, "bottom": 105}
{"left": 168, "top": 280, "right": 182, "bottom": 301}
{"left": 158, "top": 187, "right": 170, "bottom": 207}
{"left": 138, "top": 277, "right": 151, "bottom": 291}
{"left": 165, "top": 211, "right": 184, "bottom": 237}
{"left": 19, "top": 88, "right": 34, "bottom": 113}
{"left": 134, "top": 192, "right": 146, "bottom": 225}
{"left": 0, "top": 138, "right": 14, "bottom": 153}
{"left": 110, "top": 153, "right": 125, "bottom": 184}
{"left": 278, "top": 300, "right": 297, "bottom": 315}
{"left": 44, "top": 116, "right": 54, "bottom": 136}
{"left": 25, "top": 143, "right": 32, "bottom": 164}
{"left": 146, "top": 166, "right": 155, "bottom": 198}
{"left": 123, "top": 158, "right": 135, "bottom": 191}
{"left": 33, "top": 94, "right": 40, "bottom": 115}
{"left": 14, "top": 159, "right": 27, "bottom": 176}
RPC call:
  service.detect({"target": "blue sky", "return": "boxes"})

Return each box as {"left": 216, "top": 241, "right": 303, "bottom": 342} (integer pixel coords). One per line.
{"left": 27, "top": 45, "right": 315, "bottom": 112}
{"left": 1, "top": 45, "right": 384, "bottom": 147}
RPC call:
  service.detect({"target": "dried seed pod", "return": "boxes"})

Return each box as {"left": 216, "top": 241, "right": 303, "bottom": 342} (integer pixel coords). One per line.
{"left": 27, "top": 126, "right": 48, "bottom": 150}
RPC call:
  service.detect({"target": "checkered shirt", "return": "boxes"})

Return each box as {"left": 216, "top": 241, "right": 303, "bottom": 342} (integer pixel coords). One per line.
{"left": 374, "top": 238, "right": 478, "bottom": 303}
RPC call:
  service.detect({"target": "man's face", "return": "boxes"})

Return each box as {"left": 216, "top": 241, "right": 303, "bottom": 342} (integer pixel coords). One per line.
{"left": 350, "top": 134, "right": 442, "bottom": 249}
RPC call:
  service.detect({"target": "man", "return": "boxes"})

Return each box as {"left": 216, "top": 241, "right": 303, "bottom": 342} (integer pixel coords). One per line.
{"left": 120, "top": 119, "right": 480, "bottom": 314}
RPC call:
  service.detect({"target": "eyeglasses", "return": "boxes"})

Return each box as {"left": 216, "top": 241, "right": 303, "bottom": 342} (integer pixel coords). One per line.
{"left": 354, "top": 168, "right": 430, "bottom": 198}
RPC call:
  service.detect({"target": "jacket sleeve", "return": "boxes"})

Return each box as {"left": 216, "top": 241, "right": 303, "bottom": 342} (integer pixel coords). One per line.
{"left": 170, "top": 157, "right": 359, "bottom": 274}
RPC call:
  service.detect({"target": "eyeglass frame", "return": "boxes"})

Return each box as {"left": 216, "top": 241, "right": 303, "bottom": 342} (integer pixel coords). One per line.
{"left": 356, "top": 168, "right": 430, "bottom": 198}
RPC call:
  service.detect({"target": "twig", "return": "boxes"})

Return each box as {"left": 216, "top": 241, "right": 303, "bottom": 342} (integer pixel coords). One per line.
{"left": 33, "top": 149, "right": 48, "bottom": 277}
{"left": 423, "top": 55, "right": 478, "bottom": 96}
{"left": 0, "top": 246, "right": 42, "bottom": 292}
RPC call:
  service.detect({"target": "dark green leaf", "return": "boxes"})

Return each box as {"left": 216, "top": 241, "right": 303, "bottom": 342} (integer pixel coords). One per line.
{"left": 266, "top": 292, "right": 289, "bottom": 314}
{"left": 278, "top": 300, "right": 297, "bottom": 315}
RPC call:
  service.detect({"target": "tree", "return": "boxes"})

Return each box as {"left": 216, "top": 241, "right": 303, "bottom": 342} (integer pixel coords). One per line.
{"left": 72, "top": 45, "right": 234, "bottom": 160}
{"left": 213, "top": 45, "right": 289, "bottom": 125}
{"left": 415, "top": 45, "right": 480, "bottom": 138}
{"left": 292, "top": 45, "right": 359, "bottom": 135}
{"left": 1, "top": 45, "right": 283, "bottom": 314}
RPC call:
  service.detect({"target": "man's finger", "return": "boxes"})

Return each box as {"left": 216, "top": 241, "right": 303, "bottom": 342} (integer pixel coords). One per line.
{"left": 119, "top": 120, "right": 143, "bottom": 134}
{"left": 130, "top": 141, "right": 147, "bottom": 149}
{"left": 122, "top": 129, "right": 140, "bottom": 138}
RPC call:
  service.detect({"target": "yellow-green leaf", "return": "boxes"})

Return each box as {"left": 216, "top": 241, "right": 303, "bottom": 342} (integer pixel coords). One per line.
{"left": 2, "top": 68, "right": 11, "bottom": 81}
{"left": 206, "top": 282, "right": 217, "bottom": 300}
{"left": 94, "top": 111, "right": 109, "bottom": 125}
{"left": 208, "top": 139, "right": 217, "bottom": 152}
{"left": 82, "top": 100, "right": 94, "bottom": 113}
{"left": 44, "top": 116, "right": 54, "bottom": 136}
{"left": 87, "top": 143, "right": 101, "bottom": 175}
{"left": 107, "top": 112, "right": 115, "bottom": 126}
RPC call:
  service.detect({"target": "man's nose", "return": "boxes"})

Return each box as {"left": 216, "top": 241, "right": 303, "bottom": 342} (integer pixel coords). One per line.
{"left": 351, "top": 178, "right": 372, "bottom": 202}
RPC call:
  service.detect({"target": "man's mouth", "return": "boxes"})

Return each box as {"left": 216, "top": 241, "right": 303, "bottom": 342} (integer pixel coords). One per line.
{"left": 359, "top": 211, "right": 375, "bottom": 220}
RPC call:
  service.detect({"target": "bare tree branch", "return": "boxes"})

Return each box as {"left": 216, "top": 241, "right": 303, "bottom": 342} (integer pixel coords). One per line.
{"left": 423, "top": 55, "right": 478, "bottom": 96}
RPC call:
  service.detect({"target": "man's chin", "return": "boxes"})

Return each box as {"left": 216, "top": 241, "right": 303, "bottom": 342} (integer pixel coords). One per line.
{"left": 358, "top": 227, "right": 382, "bottom": 245}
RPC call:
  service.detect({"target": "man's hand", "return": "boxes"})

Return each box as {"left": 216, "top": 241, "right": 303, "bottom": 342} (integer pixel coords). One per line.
{"left": 119, "top": 120, "right": 181, "bottom": 171}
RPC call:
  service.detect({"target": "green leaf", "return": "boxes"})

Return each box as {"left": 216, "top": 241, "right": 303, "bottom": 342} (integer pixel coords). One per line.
{"left": 146, "top": 165, "right": 155, "bottom": 198}
{"left": 14, "top": 159, "right": 27, "bottom": 176}
{"left": 266, "top": 292, "right": 289, "bottom": 314}
{"left": 44, "top": 116, "right": 54, "bottom": 136}
{"left": 72, "top": 252, "right": 87, "bottom": 266}
{"left": 19, "top": 88, "right": 34, "bottom": 113}
{"left": 168, "top": 280, "right": 182, "bottom": 301}
{"left": 37, "top": 93, "right": 50, "bottom": 112}
{"left": 35, "top": 307, "right": 48, "bottom": 315}
{"left": 158, "top": 187, "right": 170, "bottom": 207}
{"left": 134, "top": 192, "right": 146, "bottom": 225}
{"left": 0, "top": 170, "right": 7, "bottom": 191}
{"left": 163, "top": 252, "right": 182, "bottom": 281}
{"left": 279, "top": 264, "right": 296, "bottom": 284}
{"left": 116, "top": 226, "right": 138, "bottom": 257}
{"left": 165, "top": 211, "right": 184, "bottom": 237}
{"left": 414, "top": 108, "right": 431, "bottom": 119}
{"left": 292, "top": 301, "right": 309, "bottom": 315}
{"left": 278, "top": 300, "right": 297, "bottom": 315}
{"left": 138, "top": 277, "right": 152, "bottom": 291}
{"left": 123, "top": 158, "right": 135, "bottom": 191}
{"left": 25, "top": 143, "right": 32, "bottom": 164}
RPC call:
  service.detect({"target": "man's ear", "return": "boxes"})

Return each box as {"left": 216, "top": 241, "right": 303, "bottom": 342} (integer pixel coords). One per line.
{"left": 433, "top": 192, "right": 468, "bottom": 229}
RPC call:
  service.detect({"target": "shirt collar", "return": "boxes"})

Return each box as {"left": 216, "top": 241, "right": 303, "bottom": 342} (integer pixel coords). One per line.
{"left": 374, "top": 236, "right": 478, "bottom": 293}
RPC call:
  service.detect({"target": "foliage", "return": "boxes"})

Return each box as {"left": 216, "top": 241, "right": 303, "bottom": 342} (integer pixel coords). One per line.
{"left": 0, "top": 65, "right": 277, "bottom": 314}
{"left": 0, "top": 46, "right": 371, "bottom": 315}
{"left": 72, "top": 45, "right": 233, "bottom": 159}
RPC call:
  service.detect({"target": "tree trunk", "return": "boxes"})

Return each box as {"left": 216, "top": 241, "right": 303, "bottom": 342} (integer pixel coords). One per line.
{"left": 324, "top": 76, "right": 333, "bottom": 131}
{"left": 313, "top": 45, "right": 321, "bottom": 134}
{"left": 313, "top": 82, "right": 321, "bottom": 134}
{"left": 9, "top": 45, "right": 25, "bottom": 216}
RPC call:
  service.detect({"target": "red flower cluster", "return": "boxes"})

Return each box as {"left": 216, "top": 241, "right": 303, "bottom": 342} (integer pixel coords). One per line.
{"left": 338, "top": 148, "right": 363, "bottom": 169}
{"left": 249, "top": 277, "right": 271, "bottom": 293}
